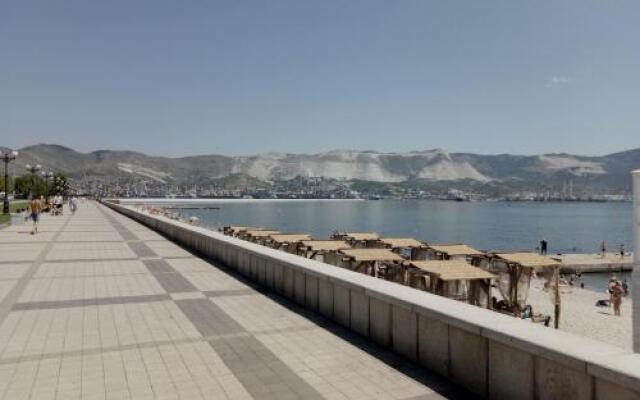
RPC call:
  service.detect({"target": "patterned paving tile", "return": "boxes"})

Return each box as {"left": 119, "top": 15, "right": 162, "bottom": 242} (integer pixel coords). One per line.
{"left": 45, "top": 242, "right": 136, "bottom": 261}
{"left": 34, "top": 260, "right": 149, "bottom": 279}
{"left": 56, "top": 231, "right": 123, "bottom": 243}
{"left": 0, "top": 264, "right": 31, "bottom": 281}
{"left": 18, "top": 274, "right": 166, "bottom": 303}
{"left": 0, "top": 341, "right": 252, "bottom": 400}
{"left": 0, "top": 301, "right": 201, "bottom": 360}
{"left": 144, "top": 241, "right": 193, "bottom": 258}
{"left": 0, "top": 243, "right": 47, "bottom": 262}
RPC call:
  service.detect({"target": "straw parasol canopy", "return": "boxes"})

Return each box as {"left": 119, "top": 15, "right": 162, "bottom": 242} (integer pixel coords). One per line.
{"left": 244, "top": 230, "right": 281, "bottom": 238}
{"left": 493, "top": 252, "right": 561, "bottom": 269}
{"left": 268, "top": 234, "right": 313, "bottom": 243}
{"left": 339, "top": 249, "right": 405, "bottom": 262}
{"left": 408, "top": 260, "right": 495, "bottom": 281}
{"left": 379, "top": 237, "right": 426, "bottom": 248}
{"left": 345, "top": 232, "right": 380, "bottom": 241}
{"left": 227, "top": 226, "right": 265, "bottom": 232}
{"left": 302, "top": 240, "right": 351, "bottom": 252}
{"left": 428, "top": 244, "right": 483, "bottom": 257}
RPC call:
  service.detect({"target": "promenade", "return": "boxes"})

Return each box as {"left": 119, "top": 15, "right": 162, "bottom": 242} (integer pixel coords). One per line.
{"left": 0, "top": 201, "right": 469, "bottom": 400}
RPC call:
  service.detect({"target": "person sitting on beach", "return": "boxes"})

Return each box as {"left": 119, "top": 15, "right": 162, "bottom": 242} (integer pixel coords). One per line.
{"left": 611, "top": 281, "right": 624, "bottom": 316}
{"left": 521, "top": 305, "right": 533, "bottom": 320}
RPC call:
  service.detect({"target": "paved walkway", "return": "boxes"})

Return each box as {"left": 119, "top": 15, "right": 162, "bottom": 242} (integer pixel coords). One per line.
{"left": 0, "top": 201, "right": 470, "bottom": 400}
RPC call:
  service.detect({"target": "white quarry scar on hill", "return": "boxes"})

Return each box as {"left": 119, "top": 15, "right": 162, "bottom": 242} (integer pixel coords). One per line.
{"left": 231, "top": 150, "right": 491, "bottom": 182}
{"left": 537, "top": 155, "right": 606, "bottom": 176}
{"left": 117, "top": 163, "right": 173, "bottom": 183}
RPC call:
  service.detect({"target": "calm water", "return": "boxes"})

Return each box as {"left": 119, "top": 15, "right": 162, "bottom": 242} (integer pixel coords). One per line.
{"left": 174, "top": 199, "right": 633, "bottom": 293}
{"left": 185, "top": 200, "right": 633, "bottom": 254}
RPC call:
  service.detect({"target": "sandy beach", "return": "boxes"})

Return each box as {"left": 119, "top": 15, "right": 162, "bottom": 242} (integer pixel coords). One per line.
{"left": 524, "top": 278, "right": 633, "bottom": 350}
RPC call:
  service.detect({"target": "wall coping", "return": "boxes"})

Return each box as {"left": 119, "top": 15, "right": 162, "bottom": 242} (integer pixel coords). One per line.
{"left": 105, "top": 201, "right": 640, "bottom": 391}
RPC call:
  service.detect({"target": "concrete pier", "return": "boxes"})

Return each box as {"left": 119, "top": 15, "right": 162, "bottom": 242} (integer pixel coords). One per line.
{"left": 557, "top": 253, "right": 633, "bottom": 273}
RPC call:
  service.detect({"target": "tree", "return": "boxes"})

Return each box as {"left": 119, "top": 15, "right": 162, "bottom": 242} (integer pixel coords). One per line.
{"left": 0, "top": 176, "right": 13, "bottom": 194}
{"left": 14, "top": 174, "right": 46, "bottom": 199}
{"left": 51, "top": 172, "right": 70, "bottom": 196}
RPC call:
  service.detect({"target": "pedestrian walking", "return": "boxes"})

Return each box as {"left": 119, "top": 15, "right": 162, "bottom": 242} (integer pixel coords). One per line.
{"left": 28, "top": 196, "right": 43, "bottom": 235}
{"left": 69, "top": 196, "right": 77, "bottom": 214}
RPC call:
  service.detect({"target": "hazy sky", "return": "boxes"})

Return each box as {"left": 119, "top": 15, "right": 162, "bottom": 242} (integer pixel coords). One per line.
{"left": 1, "top": 1, "right": 639, "bottom": 157}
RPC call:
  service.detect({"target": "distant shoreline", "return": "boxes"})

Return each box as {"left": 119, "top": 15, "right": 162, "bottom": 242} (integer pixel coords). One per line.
{"left": 113, "top": 198, "right": 366, "bottom": 205}
{"left": 110, "top": 197, "right": 630, "bottom": 203}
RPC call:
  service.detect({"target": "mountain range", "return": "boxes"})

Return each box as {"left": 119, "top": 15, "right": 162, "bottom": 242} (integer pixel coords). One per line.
{"left": 2, "top": 144, "right": 639, "bottom": 194}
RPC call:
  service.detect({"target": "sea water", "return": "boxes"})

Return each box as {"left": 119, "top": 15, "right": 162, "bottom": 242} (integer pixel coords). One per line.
{"left": 156, "top": 199, "right": 633, "bottom": 292}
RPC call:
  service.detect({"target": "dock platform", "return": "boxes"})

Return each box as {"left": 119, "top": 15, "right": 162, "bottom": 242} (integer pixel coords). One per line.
{"left": 556, "top": 253, "right": 633, "bottom": 273}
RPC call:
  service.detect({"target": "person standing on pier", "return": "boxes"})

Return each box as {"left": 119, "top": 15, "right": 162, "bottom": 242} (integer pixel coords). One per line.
{"left": 600, "top": 241, "right": 607, "bottom": 257}
{"left": 540, "top": 238, "right": 548, "bottom": 255}
{"left": 619, "top": 244, "right": 625, "bottom": 258}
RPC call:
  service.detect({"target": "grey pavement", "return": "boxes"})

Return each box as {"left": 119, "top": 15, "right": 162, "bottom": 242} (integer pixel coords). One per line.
{"left": 0, "top": 201, "right": 472, "bottom": 400}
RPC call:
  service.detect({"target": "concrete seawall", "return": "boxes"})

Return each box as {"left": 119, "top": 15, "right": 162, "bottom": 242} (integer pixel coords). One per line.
{"left": 104, "top": 201, "right": 640, "bottom": 400}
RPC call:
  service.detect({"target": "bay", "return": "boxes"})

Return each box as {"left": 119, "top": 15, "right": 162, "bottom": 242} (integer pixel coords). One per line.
{"left": 182, "top": 200, "right": 633, "bottom": 255}
{"left": 143, "top": 199, "right": 634, "bottom": 293}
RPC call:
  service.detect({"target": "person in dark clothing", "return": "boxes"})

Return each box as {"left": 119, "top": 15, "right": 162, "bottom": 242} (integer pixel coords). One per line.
{"left": 540, "top": 239, "right": 548, "bottom": 255}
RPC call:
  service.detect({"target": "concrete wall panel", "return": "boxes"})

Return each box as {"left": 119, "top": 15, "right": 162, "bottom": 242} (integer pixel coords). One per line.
{"left": 392, "top": 305, "right": 417, "bottom": 361}
{"left": 488, "top": 341, "right": 533, "bottom": 400}
{"left": 273, "top": 262, "right": 284, "bottom": 294}
{"left": 318, "top": 279, "right": 334, "bottom": 319}
{"left": 418, "top": 314, "right": 449, "bottom": 377}
{"left": 294, "top": 270, "right": 306, "bottom": 305}
{"left": 283, "top": 266, "right": 295, "bottom": 299}
{"left": 449, "top": 326, "right": 487, "bottom": 397}
{"left": 369, "top": 297, "right": 391, "bottom": 347}
{"left": 305, "top": 275, "right": 319, "bottom": 312}
{"left": 596, "top": 379, "right": 640, "bottom": 400}
{"left": 265, "top": 260, "right": 275, "bottom": 290}
{"left": 350, "top": 290, "right": 369, "bottom": 337}
{"left": 535, "top": 357, "right": 592, "bottom": 400}
{"left": 334, "top": 284, "right": 350, "bottom": 328}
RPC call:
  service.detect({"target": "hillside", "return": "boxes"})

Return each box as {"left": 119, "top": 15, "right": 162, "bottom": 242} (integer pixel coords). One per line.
{"left": 2, "top": 144, "right": 638, "bottom": 194}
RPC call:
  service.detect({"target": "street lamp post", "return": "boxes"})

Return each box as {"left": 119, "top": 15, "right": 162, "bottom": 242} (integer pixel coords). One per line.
{"left": 42, "top": 171, "right": 53, "bottom": 201}
{"left": 25, "top": 164, "right": 41, "bottom": 199}
{"left": 1, "top": 150, "right": 19, "bottom": 215}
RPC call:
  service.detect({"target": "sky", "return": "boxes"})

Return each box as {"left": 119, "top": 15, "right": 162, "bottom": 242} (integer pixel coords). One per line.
{"left": 1, "top": 0, "right": 639, "bottom": 157}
